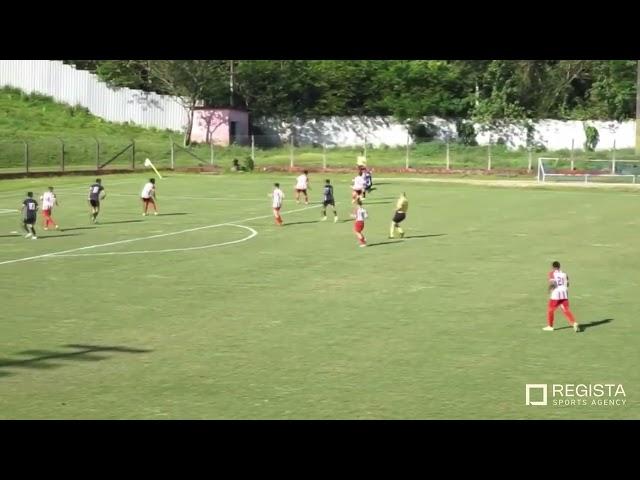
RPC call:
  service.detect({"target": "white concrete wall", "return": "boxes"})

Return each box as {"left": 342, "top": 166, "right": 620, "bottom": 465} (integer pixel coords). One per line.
{"left": 253, "top": 116, "right": 637, "bottom": 151}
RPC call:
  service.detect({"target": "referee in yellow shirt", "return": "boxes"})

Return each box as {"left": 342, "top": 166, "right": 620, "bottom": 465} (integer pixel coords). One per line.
{"left": 389, "top": 192, "right": 409, "bottom": 238}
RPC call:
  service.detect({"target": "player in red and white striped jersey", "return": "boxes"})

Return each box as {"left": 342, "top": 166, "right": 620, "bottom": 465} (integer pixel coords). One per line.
{"left": 40, "top": 186, "right": 59, "bottom": 230}
{"left": 544, "top": 261, "right": 579, "bottom": 332}
{"left": 140, "top": 178, "right": 158, "bottom": 216}
{"left": 294, "top": 170, "right": 310, "bottom": 205}
{"left": 351, "top": 198, "right": 368, "bottom": 247}
{"left": 351, "top": 173, "right": 366, "bottom": 204}
{"left": 270, "top": 183, "right": 284, "bottom": 226}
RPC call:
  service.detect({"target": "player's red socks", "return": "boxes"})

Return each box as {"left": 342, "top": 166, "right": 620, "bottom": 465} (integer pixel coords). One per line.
{"left": 562, "top": 307, "right": 576, "bottom": 324}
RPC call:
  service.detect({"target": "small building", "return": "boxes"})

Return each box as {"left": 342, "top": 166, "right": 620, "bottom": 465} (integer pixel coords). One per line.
{"left": 190, "top": 107, "right": 249, "bottom": 146}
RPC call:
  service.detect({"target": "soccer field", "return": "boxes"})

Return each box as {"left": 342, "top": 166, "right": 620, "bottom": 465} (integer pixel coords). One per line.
{"left": 0, "top": 173, "right": 638, "bottom": 419}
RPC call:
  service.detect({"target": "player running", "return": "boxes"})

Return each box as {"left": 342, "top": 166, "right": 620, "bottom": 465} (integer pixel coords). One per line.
{"left": 321, "top": 179, "right": 338, "bottom": 222}
{"left": 544, "top": 261, "right": 580, "bottom": 332}
{"left": 141, "top": 178, "right": 158, "bottom": 216}
{"left": 21, "top": 192, "right": 38, "bottom": 240}
{"left": 88, "top": 178, "right": 106, "bottom": 223}
{"left": 270, "top": 182, "right": 285, "bottom": 226}
{"left": 363, "top": 168, "right": 373, "bottom": 197}
{"left": 351, "top": 198, "right": 368, "bottom": 247}
{"left": 295, "top": 170, "right": 310, "bottom": 204}
{"left": 40, "top": 186, "right": 59, "bottom": 230}
{"left": 351, "top": 171, "right": 366, "bottom": 203}
{"left": 389, "top": 192, "right": 409, "bottom": 238}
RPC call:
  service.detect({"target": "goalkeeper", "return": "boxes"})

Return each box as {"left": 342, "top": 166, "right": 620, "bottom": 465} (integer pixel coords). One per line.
{"left": 389, "top": 192, "right": 409, "bottom": 238}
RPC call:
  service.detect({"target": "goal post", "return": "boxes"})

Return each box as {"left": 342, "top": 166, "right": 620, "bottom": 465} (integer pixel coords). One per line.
{"left": 537, "top": 157, "right": 639, "bottom": 184}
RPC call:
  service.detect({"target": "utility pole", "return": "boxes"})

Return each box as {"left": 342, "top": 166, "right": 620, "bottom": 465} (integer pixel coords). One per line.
{"left": 230, "top": 60, "right": 235, "bottom": 107}
{"left": 636, "top": 60, "right": 640, "bottom": 155}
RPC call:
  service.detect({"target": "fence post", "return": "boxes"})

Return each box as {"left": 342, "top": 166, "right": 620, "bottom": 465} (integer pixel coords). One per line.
{"left": 289, "top": 135, "right": 294, "bottom": 169}
{"left": 131, "top": 140, "right": 136, "bottom": 170}
{"left": 446, "top": 140, "right": 450, "bottom": 170}
{"left": 59, "top": 138, "right": 65, "bottom": 172}
{"left": 251, "top": 135, "right": 256, "bottom": 164}
{"left": 612, "top": 139, "right": 616, "bottom": 174}
{"left": 322, "top": 144, "right": 327, "bottom": 170}
{"left": 405, "top": 134, "right": 410, "bottom": 169}
{"left": 528, "top": 147, "right": 533, "bottom": 173}
{"left": 170, "top": 140, "right": 175, "bottom": 170}
{"left": 24, "top": 140, "right": 29, "bottom": 174}
{"left": 487, "top": 137, "right": 492, "bottom": 171}
{"left": 570, "top": 138, "right": 575, "bottom": 170}
{"left": 95, "top": 137, "right": 100, "bottom": 170}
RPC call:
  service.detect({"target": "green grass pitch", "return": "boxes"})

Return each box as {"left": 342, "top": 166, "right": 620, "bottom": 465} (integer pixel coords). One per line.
{"left": 0, "top": 172, "right": 638, "bottom": 419}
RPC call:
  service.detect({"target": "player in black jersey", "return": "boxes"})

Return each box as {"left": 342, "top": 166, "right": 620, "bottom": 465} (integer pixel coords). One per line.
{"left": 321, "top": 179, "right": 338, "bottom": 222}
{"left": 22, "top": 192, "right": 38, "bottom": 240}
{"left": 88, "top": 178, "right": 106, "bottom": 223}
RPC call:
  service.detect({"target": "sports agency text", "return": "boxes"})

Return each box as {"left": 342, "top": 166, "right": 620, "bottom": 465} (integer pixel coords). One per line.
{"left": 525, "top": 383, "right": 626, "bottom": 407}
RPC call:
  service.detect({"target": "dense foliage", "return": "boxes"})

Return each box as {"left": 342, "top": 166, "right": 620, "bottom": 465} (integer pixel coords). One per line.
{"left": 64, "top": 60, "right": 638, "bottom": 122}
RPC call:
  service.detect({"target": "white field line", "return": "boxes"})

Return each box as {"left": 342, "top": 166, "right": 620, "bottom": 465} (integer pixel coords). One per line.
{"left": 0, "top": 204, "right": 320, "bottom": 266}
{"left": 54, "top": 224, "right": 258, "bottom": 257}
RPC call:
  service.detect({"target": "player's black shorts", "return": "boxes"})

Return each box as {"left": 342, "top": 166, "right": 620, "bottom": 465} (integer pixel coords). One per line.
{"left": 24, "top": 216, "right": 36, "bottom": 225}
{"left": 392, "top": 211, "right": 406, "bottom": 224}
{"left": 89, "top": 199, "right": 100, "bottom": 208}
{"left": 323, "top": 199, "right": 335, "bottom": 207}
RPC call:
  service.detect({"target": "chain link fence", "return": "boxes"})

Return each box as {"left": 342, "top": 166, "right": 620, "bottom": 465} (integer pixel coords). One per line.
{"left": 2, "top": 134, "right": 637, "bottom": 175}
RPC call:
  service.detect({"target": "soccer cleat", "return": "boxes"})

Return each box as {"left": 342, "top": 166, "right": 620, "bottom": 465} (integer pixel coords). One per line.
{"left": 334, "top": 216, "right": 338, "bottom": 223}
{"left": 25, "top": 233, "right": 32, "bottom": 238}
{"left": 542, "top": 326, "right": 554, "bottom": 331}
{"left": 389, "top": 235, "right": 394, "bottom": 239}
{"left": 322, "top": 216, "right": 327, "bottom": 221}
{"left": 44, "top": 227, "right": 48, "bottom": 231}
{"left": 32, "top": 236, "right": 37, "bottom": 240}
{"left": 573, "top": 323, "right": 580, "bottom": 333}
{"left": 154, "top": 212, "right": 158, "bottom": 216}
{"left": 359, "top": 244, "right": 367, "bottom": 248}
{"left": 55, "top": 225, "right": 59, "bottom": 230}
{"left": 142, "top": 213, "right": 147, "bottom": 216}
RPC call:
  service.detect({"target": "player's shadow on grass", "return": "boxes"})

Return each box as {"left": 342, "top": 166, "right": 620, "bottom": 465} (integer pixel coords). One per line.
{"left": 362, "top": 200, "right": 393, "bottom": 205}
{"left": 405, "top": 234, "right": 447, "bottom": 239}
{"left": 99, "top": 220, "right": 144, "bottom": 225}
{"left": 0, "top": 234, "right": 20, "bottom": 238}
{"left": 39, "top": 234, "right": 82, "bottom": 239}
{"left": 0, "top": 344, "right": 152, "bottom": 378}
{"left": 157, "top": 212, "right": 189, "bottom": 216}
{"left": 284, "top": 220, "right": 321, "bottom": 226}
{"left": 555, "top": 318, "right": 613, "bottom": 332}
{"left": 366, "top": 240, "right": 404, "bottom": 247}
{"left": 61, "top": 226, "right": 97, "bottom": 232}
